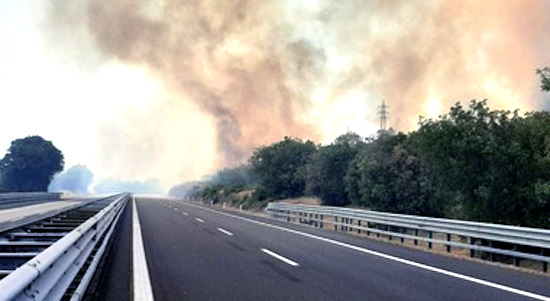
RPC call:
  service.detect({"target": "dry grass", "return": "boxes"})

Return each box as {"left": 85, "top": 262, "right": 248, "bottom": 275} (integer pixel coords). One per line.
{"left": 278, "top": 197, "right": 321, "bottom": 205}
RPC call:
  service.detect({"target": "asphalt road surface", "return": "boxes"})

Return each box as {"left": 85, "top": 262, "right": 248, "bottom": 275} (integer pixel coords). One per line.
{"left": 99, "top": 198, "right": 550, "bottom": 301}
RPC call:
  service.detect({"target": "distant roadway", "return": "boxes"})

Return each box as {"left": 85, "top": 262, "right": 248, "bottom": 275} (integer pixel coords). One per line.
{"left": 98, "top": 198, "right": 550, "bottom": 300}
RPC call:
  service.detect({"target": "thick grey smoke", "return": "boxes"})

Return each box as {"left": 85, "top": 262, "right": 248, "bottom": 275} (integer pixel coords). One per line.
{"left": 83, "top": 0, "right": 323, "bottom": 166}
{"left": 45, "top": 0, "right": 550, "bottom": 187}
{"left": 48, "top": 164, "right": 93, "bottom": 195}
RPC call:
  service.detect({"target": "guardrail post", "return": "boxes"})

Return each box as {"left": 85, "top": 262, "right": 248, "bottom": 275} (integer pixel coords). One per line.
{"left": 316, "top": 214, "right": 320, "bottom": 228}
{"left": 541, "top": 249, "right": 547, "bottom": 273}
{"left": 366, "top": 222, "right": 370, "bottom": 236}
{"left": 513, "top": 245, "right": 519, "bottom": 266}
{"left": 414, "top": 229, "right": 418, "bottom": 246}
{"left": 334, "top": 216, "right": 338, "bottom": 231}
{"left": 320, "top": 215, "right": 324, "bottom": 228}
{"left": 428, "top": 231, "right": 433, "bottom": 249}
{"left": 446, "top": 233, "right": 451, "bottom": 252}
{"left": 400, "top": 228, "right": 405, "bottom": 243}
{"left": 488, "top": 241, "right": 494, "bottom": 262}
{"left": 469, "top": 237, "right": 475, "bottom": 257}
{"left": 342, "top": 218, "right": 346, "bottom": 231}
{"left": 357, "top": 220, "right": 361, "bottom": 234}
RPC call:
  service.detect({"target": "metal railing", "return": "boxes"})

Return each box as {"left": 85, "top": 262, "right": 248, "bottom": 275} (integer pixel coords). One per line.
{"left": 0, "top": 193, "right": 130, "bottom": 300}
{"left": 266, "top": 203, "right": 550, "bottom": 272}
{"left": 0, "top": 192, "right": 62, "bottom": 206}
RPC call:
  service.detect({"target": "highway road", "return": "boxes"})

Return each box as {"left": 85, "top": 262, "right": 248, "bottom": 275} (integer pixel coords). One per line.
{"left": 98, "top": 198, "right": 550, "bottom": 301}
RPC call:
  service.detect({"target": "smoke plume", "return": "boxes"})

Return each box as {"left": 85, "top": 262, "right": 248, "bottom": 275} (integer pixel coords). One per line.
{"left": 46, "top": 0, "right": 550, "bottom": 186}
{"left": 48, "top": 165, "right": 93, "bottom": 195}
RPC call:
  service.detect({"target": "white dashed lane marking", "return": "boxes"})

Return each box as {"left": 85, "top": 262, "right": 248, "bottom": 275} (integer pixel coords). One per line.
{"left": 261, "top": 248, "right": 300, "bottom": 267}
{"left": 217, "top": 228, "right": 234, "bottom": 236}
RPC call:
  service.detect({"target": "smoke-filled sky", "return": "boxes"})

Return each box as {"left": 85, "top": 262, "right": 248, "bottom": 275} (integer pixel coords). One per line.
{"left": 1, "top": 0, "right": 549, "bottom": 192}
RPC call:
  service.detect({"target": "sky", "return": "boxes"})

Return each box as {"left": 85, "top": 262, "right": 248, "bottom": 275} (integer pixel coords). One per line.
{"left": 1, "top": 0, "right": 549, "bottom": 193}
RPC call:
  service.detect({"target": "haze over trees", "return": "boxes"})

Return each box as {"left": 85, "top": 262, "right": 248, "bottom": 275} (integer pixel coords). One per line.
{"left": 171, "top": 100, "right": 550, "bottom": 229}
{"left": 0, "top": 136, "right": 64, "bottom": 192}
{"left": 48, "top": 164, "right": 93, "bottom": 195}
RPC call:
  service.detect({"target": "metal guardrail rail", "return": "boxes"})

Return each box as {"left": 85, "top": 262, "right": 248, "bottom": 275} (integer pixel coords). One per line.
{"left": 0, "top": 192, "right": 62, "bottom": 200}
{"left": 0, "top": 193, "right": 130, "bottom": 300}
{"left": 266, "top": 203, "right": 550, "bottom": 272}
{"left": 0, "top": 193, "right": 62, "bottom": 206}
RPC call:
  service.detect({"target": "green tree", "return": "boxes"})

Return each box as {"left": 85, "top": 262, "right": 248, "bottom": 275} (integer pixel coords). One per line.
{"left": 250, "top": 136, "right": 316, "bottom": 200}
{"left": 306, "top": 132, "right": 365, "bottom": 206}
{"left": 411, "top": 100, "right": 550, "bottom": 226}
{"left": 537, "top": 67, "right": 550, "bottom": 92}
{"left": 346, "top": 132, "right": 443, "bottom": 216}
{"left": 0, "top": 136, "right": 64, "bottom": 192}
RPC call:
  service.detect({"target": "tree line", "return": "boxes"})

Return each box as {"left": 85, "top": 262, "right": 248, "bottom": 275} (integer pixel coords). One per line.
{"left": 172, "top": 100, "right": 550, "bottom": 229}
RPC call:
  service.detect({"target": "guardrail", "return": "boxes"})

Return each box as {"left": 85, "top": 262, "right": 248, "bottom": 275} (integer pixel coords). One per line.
{"left": 266, "top": 203, "right": 550, "bottom": 273}
{"left": 0, "top": 193, "right": 130, "bottom": 300}
{"left": 0, "top": 192, "right": 62, "bottom": 205}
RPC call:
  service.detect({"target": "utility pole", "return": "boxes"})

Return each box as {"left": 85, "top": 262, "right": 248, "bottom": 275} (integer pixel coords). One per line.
{"left": 378, "top": 100, "right": 388, "bottom": 131}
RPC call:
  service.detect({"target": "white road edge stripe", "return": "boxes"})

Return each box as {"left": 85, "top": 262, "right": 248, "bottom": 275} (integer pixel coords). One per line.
{"left": 177, "top": 201, "right": 550, "bottom": 301}
{"left": 133, "top": 197, "right": 155, "bottom": 301}
{"left": 217, "top": 228, "right": 234, "bottom": 236}
{"left": 261, "top": 248, "right": 300, "bottom": 267}
{"left": 195, "top": 218, "right": 204, "bottom": 223}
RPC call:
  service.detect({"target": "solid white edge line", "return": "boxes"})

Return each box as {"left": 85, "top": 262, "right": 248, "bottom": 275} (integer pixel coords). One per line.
{"left": 217, "top": 228, "right": 234, "bottom": 236}
{"left": 261, "top": 248, "right": 300, "bottom": 267}
{"left": 133, "top": 197, "right": 155, "bottom": 301}
{"left": 176, "top": 201, "right": 550, "bottom": 301}
{"left": 195, "top": 218, "right": 204, "bottom": 223}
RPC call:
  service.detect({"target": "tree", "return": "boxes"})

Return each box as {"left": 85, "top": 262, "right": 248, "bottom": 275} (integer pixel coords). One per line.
{"left": 306, "top": 132, "right": 365, "bottom": 206}
{"left": 345, "top": 131, "right": 443, "bottom": 216}
{"left": 537, "top": 67, "right": 550, "bottom": 92}
{"left": 410, "top": 100, "right": 550, "bottom": 226}
{"left": 212, "top": 164, "right": 256, "bottom": 188}
{"left": 0, "top": 136, "right": 64, "bottom": 192}
{"left": 250, "top": 137, "right": 316, "bottom": 200}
